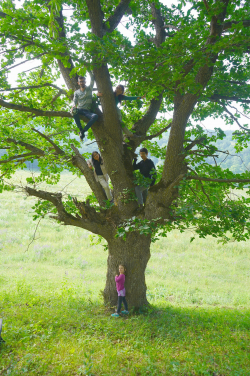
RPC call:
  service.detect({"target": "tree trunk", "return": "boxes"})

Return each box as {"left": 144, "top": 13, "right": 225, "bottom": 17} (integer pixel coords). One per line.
{"left": 103, "top": 232, "right": 151, "bottom": 309}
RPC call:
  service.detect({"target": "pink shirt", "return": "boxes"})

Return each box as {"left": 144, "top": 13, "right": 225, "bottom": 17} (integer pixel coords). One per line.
{"left": 115, "top": 274, "right": 125, "bottom": 292}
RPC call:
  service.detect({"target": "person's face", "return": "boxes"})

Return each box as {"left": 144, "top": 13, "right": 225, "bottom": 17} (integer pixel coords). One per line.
{"left": 140, "top": 152, "right": 148, "bottom": 161}
{"left": 93, "top": 152, "right": 100, "bottom": 161}
{"left": 78, "top": 78, "right": 86, "bottom": 88}
{"left": 115, "top": 85, "right": 124, "bottom": 95}
{"left": 119, "top": 265, "right": 125, "bottom": 274}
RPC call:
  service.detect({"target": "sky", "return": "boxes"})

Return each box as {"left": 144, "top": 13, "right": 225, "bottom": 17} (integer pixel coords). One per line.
{"left": 3, "top": 1, "right": 242, "bottom": 131}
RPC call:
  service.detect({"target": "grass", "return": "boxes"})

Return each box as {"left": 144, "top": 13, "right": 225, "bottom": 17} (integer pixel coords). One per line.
{"left": 0, "top": 171, "right": 250, "bottom": 375}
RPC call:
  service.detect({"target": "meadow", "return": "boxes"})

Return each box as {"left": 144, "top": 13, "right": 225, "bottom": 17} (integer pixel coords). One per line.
{"left": 0, "top": 171, "right": 250, "bottom": 375}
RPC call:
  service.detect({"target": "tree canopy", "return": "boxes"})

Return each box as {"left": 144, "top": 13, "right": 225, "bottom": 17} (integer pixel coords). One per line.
{"left": 1, "top": 0, "right": 250, "bottom": 306}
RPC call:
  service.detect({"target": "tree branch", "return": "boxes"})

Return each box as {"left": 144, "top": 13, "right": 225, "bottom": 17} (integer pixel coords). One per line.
{"left": 187, "top": 167, "right": 213, "bottom": 205}
{"left": 144, "top": 122, "right": 172, "bottom": 141}
{"left": 187, "top": 176, "right": 250, "bottom": 183}
{"left": 185, "top": 137, "right": 207, "bottom": 151}
{"left": 223, "top": 19, "right": 250, "bottom": 31}
{"left": 24, "top": 186, "right": 113, "bottom": 238}
{"left": 203, "top": 0, "right": 210, "bottom": 12}
{"left": 136, "top": 122, "right": 172, "bottom": 143}
{"left": 132, "top": 94, "right": 163, "bottom": 137}
{"left": 31, "top": 128, "right": 65, "bottom": 155}
{"left": 0, "top": 98, "right": 94, "bottom": 123}
{"left": 103, "top": 0, "right": 131, "bottom": 34}
{"left": 0, "top": 152, "right": 37, "bottom": 164}
{"left": 5, "top": 138, "right": 45, "bottom": 155}
{"left": 55, "top": 10, "right": 78, "bottom": 91}
{"left": 151, "top": 2, "right": 166, "bottom": 47}
{"left": 219, "top": 101, "right": 250, "bottom": 132}
{"left": 0, "top": 83, "right": 68, "bottom": 95}
{"left": 0, "top": 52, "right": 46, "bottom": 72}
{"left": 0, "top": 98, "right": 72, "bottom": 117}
{"left": 208, "top": 94, "right": 250, "bottom": 103}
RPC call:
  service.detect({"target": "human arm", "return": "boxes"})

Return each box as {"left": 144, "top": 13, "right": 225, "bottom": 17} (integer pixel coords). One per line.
{"left": 115, "top": 274, "right": 125, "bottom": 282}
{"left": 71, "top": 91, "right": 78, "bottom": 109}
{"left": 149, "top": 161, "right": 157, "bottom": 186}
{"left": 87, "top": 159, "right": 93, "bottom": 170}
{"left": 133, "top": 158, "right": 140, "bottom": 171}
{"left": 89, "top": 71, "right": 94, "bottom": 91}
{"left": 122, "top": 95, "right": 144, "bottom": 101}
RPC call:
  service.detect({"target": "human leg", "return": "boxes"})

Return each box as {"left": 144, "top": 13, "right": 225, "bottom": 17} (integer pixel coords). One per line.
{"left": 117, "top": 296, "right": 123, "bottom": 314}
{"left": 73, "top": 110, "right": 84, "bottom": 133}
{"left": 135, "top": 185, "right": 147, "bottom": 205}
{"left": 97, "top": 176, "right": 113, "bottom": 200}
{"left": 80, "top": 109, "right": 98, "bottom": 133}
{"left": 142, "top": 189, "right": 148, "bottom": 204}
{"left": 122, "top": 297, "right": 128, "bottom": 311}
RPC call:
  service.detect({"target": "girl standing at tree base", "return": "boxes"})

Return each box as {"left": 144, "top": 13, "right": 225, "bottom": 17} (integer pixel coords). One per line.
{"left": 111, "top": 265, "right": 129, "bottom": 317}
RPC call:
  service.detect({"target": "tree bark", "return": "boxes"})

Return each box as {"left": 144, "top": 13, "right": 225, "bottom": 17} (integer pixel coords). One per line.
{"left": 103, "top": 232, "right": 151, "bottom": 309}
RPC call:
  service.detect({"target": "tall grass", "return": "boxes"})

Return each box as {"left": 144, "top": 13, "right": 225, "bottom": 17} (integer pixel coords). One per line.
{"left": 0, "top": 171, "right": 249, "bottom": 375}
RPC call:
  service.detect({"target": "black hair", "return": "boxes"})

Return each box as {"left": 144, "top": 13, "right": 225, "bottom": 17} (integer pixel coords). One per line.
{"left": 78, "top": 76, "right": 86, "bottom": 81}
{"left": 91, "top": 151, "right": 103, "bottom": 167}
{"left": 115, "top": 84, "right": 125, "bottom": 104}
{"left": 140, "top": 147, "right": 148, "bottom": 155}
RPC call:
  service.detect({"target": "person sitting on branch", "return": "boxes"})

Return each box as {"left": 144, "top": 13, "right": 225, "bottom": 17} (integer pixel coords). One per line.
{"left": 87, "top": 151, "right": 113, "bottom": 202}
{"left": 133, "top": 147, "right": 157, "bottom": 206}
{"left": 97, "top": 84, "right": 145, "bottom": 138}
{"left": 71, "top": 73, "right": 98, "bottom": 141}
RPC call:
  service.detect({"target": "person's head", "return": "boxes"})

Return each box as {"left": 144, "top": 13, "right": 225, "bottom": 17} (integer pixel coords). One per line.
{"left": 139, "top": 147, "right": 148, "bottom": 161}
{"left": 115, "top": 84, "right": 125, "bottom": 96}
{"left": 92, "top": 151, "right": 100, "bottom": 161}
{"left": 78, "top": 76, "right": 86, "bottom": 89}
{"left": 119, "top": 264, "right": 126, "bottom": 275}
{"left": 91, "top": 151, "right": 102, "bottom": 165}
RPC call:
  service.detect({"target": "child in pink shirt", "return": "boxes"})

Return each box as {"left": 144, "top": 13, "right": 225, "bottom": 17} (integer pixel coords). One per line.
{"left": 111, "top": 265, "right": 129, "bottom": 317}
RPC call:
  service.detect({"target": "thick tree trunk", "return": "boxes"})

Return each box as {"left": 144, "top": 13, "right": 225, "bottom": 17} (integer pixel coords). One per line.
{"left": 103, "top": 232, "right": 151, "bottom": 309}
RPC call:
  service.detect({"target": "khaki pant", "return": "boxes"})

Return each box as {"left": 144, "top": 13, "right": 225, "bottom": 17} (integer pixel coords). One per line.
{"left": 97, "top": 176, "right": 112, "bottom": 200}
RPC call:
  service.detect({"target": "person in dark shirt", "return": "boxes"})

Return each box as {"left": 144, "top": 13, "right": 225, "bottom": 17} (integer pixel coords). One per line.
{"left": 133, "top": 147, "right": 157, "bottom": 205}
{"left": 87, "top": 151, "right": 113, "bottom": 201}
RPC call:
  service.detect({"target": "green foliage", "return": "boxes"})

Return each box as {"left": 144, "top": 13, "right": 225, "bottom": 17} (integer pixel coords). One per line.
{"left": 1, "top": 0, "right": 250, "bottom": 244}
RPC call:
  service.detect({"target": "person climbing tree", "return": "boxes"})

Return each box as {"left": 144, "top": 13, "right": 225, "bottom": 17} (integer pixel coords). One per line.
{"left": 133, "top": 148, "right": 157, "bottom": 205}
{"left": 98, "top": 84, "right": 145, "bottom": 137}
{"left": 87, "top": 151, "right": 113, "bottom": 201}
{"left": 71, "top": 73, "right": 98, "bottom": 141}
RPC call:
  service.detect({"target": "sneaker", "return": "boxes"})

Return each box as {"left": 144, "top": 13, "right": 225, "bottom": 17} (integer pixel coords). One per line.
{"left": 79, "top": 131, "right": 85, "bottom": 141}
{"left": 121, "top": 310, "right": 129, "bottom": 314}
{"left": 111, "top": 313, "right": 120, "bottom": 317}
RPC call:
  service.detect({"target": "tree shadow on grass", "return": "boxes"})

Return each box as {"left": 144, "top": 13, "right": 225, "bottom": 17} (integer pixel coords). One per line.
{"left": 0, "top": 294, "right": 249, "bottom": 375}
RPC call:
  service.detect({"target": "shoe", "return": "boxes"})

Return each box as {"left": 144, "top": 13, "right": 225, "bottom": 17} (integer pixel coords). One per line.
{"left": 121, "top": 310, "right": 129, "bottom": 314}
{"left": 79, "top": 131, "right": 85, "bottom": 141}
{"left": 111, "top": 313, "right": 120, "bottom": 317}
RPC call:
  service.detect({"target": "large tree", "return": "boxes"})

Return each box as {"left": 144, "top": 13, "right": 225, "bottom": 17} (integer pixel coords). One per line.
{"left": 1, "top": 0, "right": 250, "bottom": 308}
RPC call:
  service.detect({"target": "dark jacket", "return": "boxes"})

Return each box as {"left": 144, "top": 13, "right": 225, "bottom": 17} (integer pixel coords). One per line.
{"left": 133, "top": 158, "right": 157, "bottom": 186}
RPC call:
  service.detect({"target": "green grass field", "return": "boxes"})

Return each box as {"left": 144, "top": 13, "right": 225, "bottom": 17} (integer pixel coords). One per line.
{"left": 0, "top": 172, "right": 250, "bottom": 375}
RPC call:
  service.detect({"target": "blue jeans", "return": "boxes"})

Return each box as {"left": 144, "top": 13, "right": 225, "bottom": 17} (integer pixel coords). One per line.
{"left": 73, "top": 108, "right": 98, "bottom": 134}
{"left": 117, "top": 296, "right": 128, "bottom": 313}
